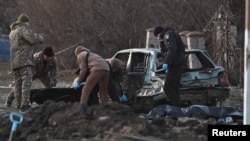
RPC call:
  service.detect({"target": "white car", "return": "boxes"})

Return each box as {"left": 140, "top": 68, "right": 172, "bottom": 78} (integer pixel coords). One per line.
{"left": 112, "top": 48, "right": 230, "bottom": 112}
{"left": 30, "top": 47, "right": 230, "bottom": 113}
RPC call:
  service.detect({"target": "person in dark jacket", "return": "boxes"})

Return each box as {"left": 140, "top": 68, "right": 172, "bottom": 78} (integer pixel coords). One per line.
{"left": 153, "top": 25, "right": 186, "bottom": 107}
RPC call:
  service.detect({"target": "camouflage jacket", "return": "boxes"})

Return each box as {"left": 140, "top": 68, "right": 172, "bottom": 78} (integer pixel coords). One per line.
{"left": 33, "top": 51, "right": 58, "bottom": 86}
{"left": 9, "top": 21, "right": 44, "bottom": 70}
{"left": 107, "top": 58, "right": 129, "bottom": 93}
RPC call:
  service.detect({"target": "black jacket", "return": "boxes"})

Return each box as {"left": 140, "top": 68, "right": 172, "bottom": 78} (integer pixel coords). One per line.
{"left": 160, "top": 27, "right": 185, "bottom": 67}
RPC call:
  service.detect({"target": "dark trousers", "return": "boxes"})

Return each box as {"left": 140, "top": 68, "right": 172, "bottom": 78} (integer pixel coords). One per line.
{"left": 164, "top": 65, "right": 183, "bottom": 107}
{"left": 108, "top": 80, "right": 120, "bottom": 102}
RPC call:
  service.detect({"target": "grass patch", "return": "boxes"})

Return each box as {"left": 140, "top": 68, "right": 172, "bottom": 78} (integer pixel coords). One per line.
{"left": 0, "top": 61, "right": 13, "bottom": 85}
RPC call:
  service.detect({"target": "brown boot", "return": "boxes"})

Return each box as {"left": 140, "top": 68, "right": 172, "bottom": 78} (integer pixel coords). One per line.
{"left": 80, "top": 103, "right": 88, "bottom": 115}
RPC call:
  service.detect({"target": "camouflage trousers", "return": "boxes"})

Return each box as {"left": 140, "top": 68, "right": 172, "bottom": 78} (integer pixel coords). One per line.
{"left": 6, "top": 74, "right": 51, "bottom": 107}
{"left": 12, "top": 66, "right": 33, "bottom": 108}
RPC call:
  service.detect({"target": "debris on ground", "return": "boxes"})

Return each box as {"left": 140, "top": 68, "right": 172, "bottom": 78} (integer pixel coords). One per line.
{"left": 0, "top": 100, "right": 243, "bottom": 141}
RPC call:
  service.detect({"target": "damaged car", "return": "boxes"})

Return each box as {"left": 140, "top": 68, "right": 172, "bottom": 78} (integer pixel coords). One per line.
{"left": 111, "top": 48, "right": 230, "bottom": 112}
{"left": 30, "top": 47, "right": 230, "bottom": 113}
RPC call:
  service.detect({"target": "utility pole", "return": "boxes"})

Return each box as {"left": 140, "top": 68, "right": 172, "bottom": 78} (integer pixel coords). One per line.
{"left": 244, "top": 0, "right": 250, "bottom": 124}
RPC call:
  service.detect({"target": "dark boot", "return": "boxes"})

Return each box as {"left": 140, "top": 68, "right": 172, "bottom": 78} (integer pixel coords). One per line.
{"left": 80, "top": 103, "right": 93, "bottom": 119}
{"left": 80, "top": 103, "right": 88, "bottom": 115}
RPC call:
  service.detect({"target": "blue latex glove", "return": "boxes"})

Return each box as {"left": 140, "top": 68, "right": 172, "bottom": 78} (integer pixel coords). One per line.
{"left": 51, "top": 86, "right": 56, "bottom": 88}
{"left": 162, "top": 63, "right": 168, "bottom": 71}
{"left": 73, "top": 83, "right": 81, "bottom": 90}
{"left": 79, "top": 82, "right": 86, "bottom": 86}
{"left": 119, "top": 93, "right": 128, "bottom": 102}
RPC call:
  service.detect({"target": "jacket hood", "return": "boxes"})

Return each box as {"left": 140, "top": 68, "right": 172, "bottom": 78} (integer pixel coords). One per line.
{"left": 10, "top": 21, "right": 25, "bottom": 30}
{"left": 160, "top": 27, "right": 175, "bottom": 39}
{"left": 75, "top": 46, "right": 91, "bottom": 56}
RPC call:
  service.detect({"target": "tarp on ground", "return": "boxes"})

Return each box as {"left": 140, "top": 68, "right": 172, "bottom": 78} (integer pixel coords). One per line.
{"left": 0, "top": 36, "right": 10, "bottom": 61}
{"left": 146, "top": 104, "right": 243, "bottom": 119}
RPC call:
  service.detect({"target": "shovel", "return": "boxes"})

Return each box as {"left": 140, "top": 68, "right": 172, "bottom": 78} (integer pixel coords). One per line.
{"left": 8, "top": 112, "right": 23, "bottom": 141}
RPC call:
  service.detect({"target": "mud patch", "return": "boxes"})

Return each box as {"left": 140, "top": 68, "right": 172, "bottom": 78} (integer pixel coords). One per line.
{"left": 0, "top": 86, "right": 243, "bottom": 141}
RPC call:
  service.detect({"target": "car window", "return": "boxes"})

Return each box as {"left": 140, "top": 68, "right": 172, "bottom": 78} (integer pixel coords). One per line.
{"left": 184, "top": 51, "right": 215, "bottom": 71}
{"left": 156, "top": 52, "right": 164, "bottom": 70}
{"left": 186, "top": 53, "right": 202, "bottom": 69}
{"left": 114, "top": 53, "right": 129, "bottom": 68}
{"left": 114, "top": 51, "right": 151, "bottom": 75}
{"left": 131, "top": 52, "right": 148, "bottom": 72}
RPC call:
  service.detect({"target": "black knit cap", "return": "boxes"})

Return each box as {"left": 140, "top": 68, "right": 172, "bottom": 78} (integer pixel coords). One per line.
{"left": 153, "top": 25, "right": 164, "bottom": 36}
{"left": 43, "top": 46, "right": 55, "bottom": 57}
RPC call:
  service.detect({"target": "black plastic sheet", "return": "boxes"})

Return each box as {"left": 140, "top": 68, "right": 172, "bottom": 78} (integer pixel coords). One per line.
{"left": 146, "top": 105, "right": 243, "bottom": 119}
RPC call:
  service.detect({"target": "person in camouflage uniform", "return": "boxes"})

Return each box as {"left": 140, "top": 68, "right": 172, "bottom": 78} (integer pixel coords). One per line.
{"left": 9, "top": 13, "right": 44, "bottom": 111}
{"left": 32, "top": 46, "right": 57, "bottom": 87}
{"left": 5, "top": 46, "right": 57, "bottom": 107}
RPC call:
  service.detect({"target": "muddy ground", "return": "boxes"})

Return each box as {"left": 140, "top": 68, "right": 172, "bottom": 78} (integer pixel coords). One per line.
{"left": 0, "top": 87, "right": 243, "bottom": 141}
{"left": 0, "top": 67, "right": 244, "bottom": 141}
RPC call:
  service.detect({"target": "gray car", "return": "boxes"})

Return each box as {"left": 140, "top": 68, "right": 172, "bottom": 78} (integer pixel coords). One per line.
{"left": 112, "top": 48, "right": 230, "bottom": 112}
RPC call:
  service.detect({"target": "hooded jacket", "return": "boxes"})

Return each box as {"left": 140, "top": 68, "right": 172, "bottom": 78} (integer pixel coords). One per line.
{"left": 160, "top": 27, "right": 185, "bottom": 67}
{"left": 9, "top": 21, "right": 44, "bottom": 70}
{"left": 76, "top": 50, "right": 110, "bottom": 83}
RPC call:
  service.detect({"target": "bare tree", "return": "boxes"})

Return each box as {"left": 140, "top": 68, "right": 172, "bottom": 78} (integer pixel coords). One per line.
{"left": 2, "top": 0, "right": 244, "bottom": 85}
